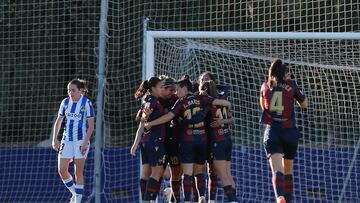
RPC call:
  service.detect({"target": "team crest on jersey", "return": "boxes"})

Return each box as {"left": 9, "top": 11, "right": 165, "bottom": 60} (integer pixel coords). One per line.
{"left": 285, "top": 85, "right": 292, "bottom": 92}
{"left": 80, "top": 105, "right": 86, "bottom": 111}
{"left": 155, "top": 146, "right": 159, "bottom": 151}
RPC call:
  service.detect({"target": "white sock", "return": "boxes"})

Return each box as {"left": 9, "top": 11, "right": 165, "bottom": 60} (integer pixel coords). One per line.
{"left": 62, "top": 177, "right": 75, "bottom": 194}
{"left": 75, "top": 184, "right": 84, "bottom": 203}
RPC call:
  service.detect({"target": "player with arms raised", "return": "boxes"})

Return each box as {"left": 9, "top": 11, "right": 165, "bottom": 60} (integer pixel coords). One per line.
{"left": 260, "top": 59, "right": 308, "bottom": 203}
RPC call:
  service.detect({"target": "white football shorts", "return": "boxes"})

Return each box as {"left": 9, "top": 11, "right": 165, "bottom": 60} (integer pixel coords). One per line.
{"left": 58, "top": 140, "right": 90, "bottom": 159}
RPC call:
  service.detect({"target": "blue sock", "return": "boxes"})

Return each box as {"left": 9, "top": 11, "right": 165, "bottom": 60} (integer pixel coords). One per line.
{"left": 62, "top": 177, "right": 75, "bottom": 194}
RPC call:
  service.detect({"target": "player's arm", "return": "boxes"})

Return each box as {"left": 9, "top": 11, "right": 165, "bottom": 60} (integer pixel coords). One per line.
{"left": 52, "top": 116, "right": 64, "bottom": 151}
{"left": 131, "top": 122, "right": 144, "bottom": 156}
{"left": 145, "top": 112, "right": 175, "bottom": 130}
{"left": 81, "top": 101, "right": 95, "bottom": 153}
{"left": 211, "top": 108, "right": 234, "bottom": 127}
{"left": 184, "top": 106, "right": 210, "bottom": 124}
{"left": 212, "top": 98, "right": 231, "bottom": 108}
{"left": 293, "top": 81, "right": 308, "bottom": 109}
{"left": 259, "top": 84, "right": 266, "bottom": 110}
{"left": 135, "top": 107, "right": 142, "bottom": 123}
{"left": 84, "top": 118, "right": 95, "bottom": 145}
{"left": 298, "top": 98, "right": 308, "bottom": 109}
{"left": 259, "top": 95, "right": 265, "bottom": 110}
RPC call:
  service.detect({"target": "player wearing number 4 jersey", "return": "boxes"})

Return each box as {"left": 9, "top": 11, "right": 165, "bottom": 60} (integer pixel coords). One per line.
{"left": 260, "top": 59, "right": 308, "bottom": 203}
{"left": 52, "top": 79, "right": 95, "bottom": 203}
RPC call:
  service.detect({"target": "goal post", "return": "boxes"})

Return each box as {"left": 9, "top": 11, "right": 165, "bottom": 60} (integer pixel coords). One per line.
{"left": 143, "top": 30, "right": 360, "bottom": 202}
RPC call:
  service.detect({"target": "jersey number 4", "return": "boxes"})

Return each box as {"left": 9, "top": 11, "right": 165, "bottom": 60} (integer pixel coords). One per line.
{"left": 270, "top": 91, "right": 284, "bottom": 115}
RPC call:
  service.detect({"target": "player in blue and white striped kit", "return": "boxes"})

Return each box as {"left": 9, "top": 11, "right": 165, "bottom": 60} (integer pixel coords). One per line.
{"left": 52, "top": 79, "right": 95, "bottom": 203}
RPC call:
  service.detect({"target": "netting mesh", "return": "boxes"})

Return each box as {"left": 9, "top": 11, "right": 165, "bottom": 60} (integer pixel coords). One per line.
{"left": 1, "top": 0, "right": 359, "bottom": 202}
{"left": 151, "top": 37, "right": 360, "bottom": 202}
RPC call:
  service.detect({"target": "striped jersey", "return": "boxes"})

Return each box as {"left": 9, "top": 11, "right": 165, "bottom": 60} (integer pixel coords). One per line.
{"left": 142, "top": 95, "right": 166, "bottom": 142}
{"left": 260, "top": 79, "right": 306, "bottom": 128}
{"left": 171, "top": 94, "right": 214, "bottom": 141}
{"left": 58, "top": 95, "right": 95, "bottom": 141}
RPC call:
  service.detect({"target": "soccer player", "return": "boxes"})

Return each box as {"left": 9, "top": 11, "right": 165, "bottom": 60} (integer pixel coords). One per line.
{"left": 159, "top": 77, "right": 185, "bottom": 203}
{"left": 201, "top": 80, "right": 237, "bottom": 202}
{"left": 198, "top": 71, "right": 229, "bottom": 203}
{"left": 259, "top": 59, "right": 308, "bottom": 203}
{"left": 144, "top": 75, "right": 231, "bottom": 203}
{"left": 52, "top": 79, "right": 95, "bottom": 203}
{"left": 131, "top": 76, "right": 166, "bottom": 202}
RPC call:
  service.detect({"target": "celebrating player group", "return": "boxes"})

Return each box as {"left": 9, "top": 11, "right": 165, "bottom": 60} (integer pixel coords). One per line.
{"left": 130, "top": 59, "right": 307, "bottom": 203}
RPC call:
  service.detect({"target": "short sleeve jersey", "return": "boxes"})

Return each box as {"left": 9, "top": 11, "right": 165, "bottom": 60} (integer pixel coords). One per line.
{"left": 142, "top": 95, "right": 166, "bottom": 141}
{"left": 58, "top": 95, "right": 95, "bottom": 141}
{"left": 260, "top": 80, "right": 306, "bottom": 128}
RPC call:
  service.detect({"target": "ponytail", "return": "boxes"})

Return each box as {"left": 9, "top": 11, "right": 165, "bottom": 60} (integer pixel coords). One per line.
{"left": 134, "top": 77, "right": 161, "bottom": 99}
{"left": 268, "top": 59, "right": 287, "bottom": 87}
{"left": 177, "top": 74, "right": 193, "bottom": 92}
{"left": 134, "top": 80, "right": 149, "bottom": 99}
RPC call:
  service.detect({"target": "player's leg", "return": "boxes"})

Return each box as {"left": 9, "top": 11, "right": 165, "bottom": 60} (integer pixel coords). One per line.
{"left": 140, "top": 144, "right": 151, "bottom": 200}
{"left": 73, "top": 140, "right": 90, "bottom": 203}
{"left": 141, "top": 164, "right": 151, "bottom": 201}
{"left": 264, "top": 128, "right": 286, "bottom": 203}
{"left": 226, "top": 138, "right": 236, "bottom": 190}
{"left": 283, "top": 159, "right": 294, "bottom": 203}
{"left": 170, "top": 157, "right": 182, "bottom": 202}
{"left": 193, "top": 138, "right": 209, "bottom": 203}
{"left": 145, "top": 165, "right": 164, "bottom": 201}
{"left": 207, "top": 162, "right": 218, "bottom": 203}
{"left": 193, "top": 164, "right": 206, "bottom": 202}
{"left": 282, "top": 127, "right": 300, "bottom": 203}
{"left": 179, "top": 140, "right": 195, "bottom": 203}
{"left": 144, "top": 142, "right": 166, "bottom": 201}
{"left": 58, "top": 140, "right": 76, "bottom": 202}
{"left": 226, "top": 161, "right": 237, "bottom": 203}
{"left": 58, "top": 158, "right": 75, "bottom": 194}
{"left": 73, "top": 158, "right": 86, "bottom": 203}
{"left": 213, "top": 160, "right": 235, "bottom": 202}
{"left": 269, "top": 154, "right": 286, "bottom": 203}
{"left": 162, "top": 165, "right": 172, "bottom": 202}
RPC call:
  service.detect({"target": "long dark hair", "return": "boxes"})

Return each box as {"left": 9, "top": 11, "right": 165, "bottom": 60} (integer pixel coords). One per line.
{"left": 68, "top": 79, "right": 88, "bottom": 94}
{"left": 268, "top": 59, "right": 288, "bottom": 87}
{"left": 200, "top": 80, "right": 217, "bottom": 97}
{"left": 177, "top": 74, "right": 193, "bottom": 92}
{"left": 134, "top": 77, "right": 161, "bottom": 99}
{"left": 199, "top": 71, "right": 216, "bottom": 83}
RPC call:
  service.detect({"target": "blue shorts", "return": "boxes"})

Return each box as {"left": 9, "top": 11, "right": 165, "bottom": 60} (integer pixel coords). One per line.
{"left": 179, "top": 135, "right": 207, "bottom": 164}
{"left": 211, "top": 136, "right": 232, "bottom": 161}
{"left": 141, "top": 139, "right": 166, "bottom": 167}
{"left": 263, "top": 127, "right": 300, "bottom": 160}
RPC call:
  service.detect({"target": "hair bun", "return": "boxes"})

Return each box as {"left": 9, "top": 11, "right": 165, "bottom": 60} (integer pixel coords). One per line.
{"left": 181, "top": 74, "right": 190, "bottom": 81}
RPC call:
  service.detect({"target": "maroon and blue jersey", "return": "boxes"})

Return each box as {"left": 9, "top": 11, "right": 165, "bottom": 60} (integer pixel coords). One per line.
{"left": 260, "top": 79, "right": 306, "bottom": 128}
{"left": 185, "top": 84, "right": 231, "bottom": 141}
{"left": 142, "top": 95, "right": 166, "bottom": 142}
{"left": 170, "top": 94, "right": 214, "bottom": 141}
{"left": 159, "top": 96, "right": 180, "bottom": 144}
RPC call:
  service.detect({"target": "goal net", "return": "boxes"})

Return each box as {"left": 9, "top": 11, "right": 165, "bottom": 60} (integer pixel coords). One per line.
{"left": 145, "top": 31, "right": 360, "bottom": 202}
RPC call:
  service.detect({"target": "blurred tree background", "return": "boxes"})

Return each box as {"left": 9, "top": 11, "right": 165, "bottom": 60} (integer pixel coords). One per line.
{"left": 0, "top": 0, "right": 359, "bottom": 146}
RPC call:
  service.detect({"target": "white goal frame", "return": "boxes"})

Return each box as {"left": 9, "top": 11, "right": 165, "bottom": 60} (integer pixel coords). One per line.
{"left": 142, "top": 29, "right": 360, "bottom": 203}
